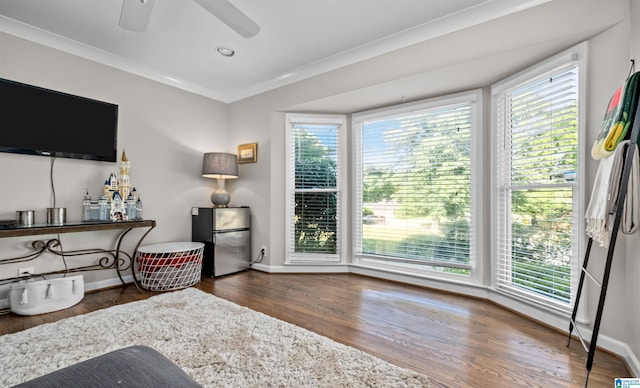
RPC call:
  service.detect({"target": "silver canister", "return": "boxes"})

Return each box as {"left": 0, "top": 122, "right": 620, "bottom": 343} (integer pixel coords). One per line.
{"left": 16, "top": 210, "right": 35, "bottom": 226}
{"left": 46, "top": 207, "right": 66, "bottom": 225}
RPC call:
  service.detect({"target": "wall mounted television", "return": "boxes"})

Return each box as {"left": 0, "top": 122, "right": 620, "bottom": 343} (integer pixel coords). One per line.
{"left": 0, "top": 77, "right": 118, "bottom": 162}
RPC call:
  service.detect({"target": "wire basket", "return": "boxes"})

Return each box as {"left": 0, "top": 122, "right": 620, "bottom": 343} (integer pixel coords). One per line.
{"left": 136, "top": 242, "right": 204, "bottom": 291}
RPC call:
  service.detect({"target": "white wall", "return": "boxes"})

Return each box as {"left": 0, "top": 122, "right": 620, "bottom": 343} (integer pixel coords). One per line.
{"left": 0, "top": 33, "right": 230, "bottom": 293}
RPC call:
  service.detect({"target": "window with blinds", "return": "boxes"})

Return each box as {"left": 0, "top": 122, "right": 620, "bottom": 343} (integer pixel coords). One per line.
{"left": 353, "top": 91, "right": 480, "bottom": 275}
{"left": 492, "top": 44, "right": 585, "bottom": 313}
{"left": 285, "top": 114, "right": 345, "bottom": 263}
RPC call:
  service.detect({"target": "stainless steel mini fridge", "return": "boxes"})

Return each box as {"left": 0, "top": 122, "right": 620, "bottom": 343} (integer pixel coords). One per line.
{"left": 191, "top": 207, "right": 251, "bottom": 277}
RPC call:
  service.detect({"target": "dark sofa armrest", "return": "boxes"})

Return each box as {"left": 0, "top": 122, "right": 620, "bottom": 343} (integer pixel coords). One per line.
{"left": 13, "top": 345, "right": 202, "bottom": 388}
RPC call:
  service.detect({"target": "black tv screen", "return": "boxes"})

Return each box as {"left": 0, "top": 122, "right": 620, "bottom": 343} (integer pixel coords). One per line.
{"left": 0, "top": 77, "right": 118, "bottom": 162}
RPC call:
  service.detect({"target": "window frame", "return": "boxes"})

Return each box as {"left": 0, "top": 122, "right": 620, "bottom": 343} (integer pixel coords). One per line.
{"left": 490, "top": 42, "right": 587, "bottom": 318}
{"left": 284, "top": 113, "right": 348, "bottom": 265}
{"left": 352, "top": 90, "right": 483, "bottom": 284}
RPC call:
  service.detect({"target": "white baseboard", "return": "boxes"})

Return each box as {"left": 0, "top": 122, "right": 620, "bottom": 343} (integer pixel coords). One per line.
{"left": 250, "top": 263, "right": 350, "bottom": 273}
{"left": 625, "top": 343, "right": 640, "bottom": 377}
{"left": 84, "top": 274, "right": 137, "bottom": 293}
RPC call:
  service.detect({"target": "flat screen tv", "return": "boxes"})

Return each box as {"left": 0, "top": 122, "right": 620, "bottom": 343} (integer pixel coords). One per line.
{"left": 0, "top": 77, "right": 118, "bottom": 162}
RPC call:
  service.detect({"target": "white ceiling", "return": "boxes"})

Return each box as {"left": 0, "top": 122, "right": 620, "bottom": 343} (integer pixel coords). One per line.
{"left": 0, "top": 0, "right": 550, "bottom": 103}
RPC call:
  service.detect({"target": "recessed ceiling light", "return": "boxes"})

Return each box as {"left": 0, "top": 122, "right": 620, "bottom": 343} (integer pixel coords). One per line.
{"left": 216, "top": 47, "right": 235, "bottom": 57}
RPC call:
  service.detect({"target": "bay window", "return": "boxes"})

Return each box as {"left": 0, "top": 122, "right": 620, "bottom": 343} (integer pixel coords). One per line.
{"left": 285, "top": 114, "right": 346, "bottom": 264}
{"left": 492, "top": 43, "right": 586, "bottom": 314}
{"left": 353, "top": 91, "right": 481, "bottom": 280}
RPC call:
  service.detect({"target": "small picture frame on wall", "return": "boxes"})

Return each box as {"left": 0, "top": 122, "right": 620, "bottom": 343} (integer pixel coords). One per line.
{"left": 238, "top": 143, "right": 258, "bottom": 163}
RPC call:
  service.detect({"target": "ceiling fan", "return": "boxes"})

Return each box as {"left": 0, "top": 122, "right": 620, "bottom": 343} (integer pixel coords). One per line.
{"left": 118, "top": 0, "right": 260, "bottom": 38}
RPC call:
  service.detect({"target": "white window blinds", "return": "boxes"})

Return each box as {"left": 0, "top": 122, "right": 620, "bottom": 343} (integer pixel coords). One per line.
{"left": 285, "top": 114, "right": 344, "bottom": 263}
{"left": 353, "top": 92, "right": 479, "bottom": 274}
{"left": 493, "top": 45, "right": 584, "bottom": 313}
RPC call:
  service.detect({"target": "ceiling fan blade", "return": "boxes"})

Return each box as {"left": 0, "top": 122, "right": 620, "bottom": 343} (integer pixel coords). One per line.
{"left": 119, "top": 0, "right": 155, "bottom": 32}
{"left": 193, "top": 0, "right": 260, "bottom": 38}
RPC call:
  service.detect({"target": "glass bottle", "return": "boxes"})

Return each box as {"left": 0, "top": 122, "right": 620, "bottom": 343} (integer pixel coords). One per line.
{"left": 135, "top": 195, "right": 143, "bottom": 220}
{"left": 82, "top": 189, "right": 92, "bottom": 221}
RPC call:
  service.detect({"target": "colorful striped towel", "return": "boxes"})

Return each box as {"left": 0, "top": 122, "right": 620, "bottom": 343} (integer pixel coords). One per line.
{"left": 592, "top": 71, "right": 640, "bottom": 160}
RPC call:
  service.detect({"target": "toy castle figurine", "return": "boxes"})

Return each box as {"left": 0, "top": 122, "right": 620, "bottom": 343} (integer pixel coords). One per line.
{"left": 98, "top": 150, "right": 141, "bottom": 221}
{"left": 118, "top": 150, "right": 132, "bottom": 201}
{"left": 110, "top": 191, "right": 126, "bottom": 221}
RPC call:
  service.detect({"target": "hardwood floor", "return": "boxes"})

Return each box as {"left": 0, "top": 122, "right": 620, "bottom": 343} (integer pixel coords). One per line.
{"left": 0, "top": 270, "right": 630, "bottom": 387}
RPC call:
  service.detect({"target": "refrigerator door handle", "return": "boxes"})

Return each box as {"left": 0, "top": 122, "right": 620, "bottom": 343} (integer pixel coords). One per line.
{"left": 213, "top": 228, "right": 249, "bottom": 233}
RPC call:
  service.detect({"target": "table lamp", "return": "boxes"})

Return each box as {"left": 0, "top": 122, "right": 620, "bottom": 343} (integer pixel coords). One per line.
{"left": 201, "top": 152, "right": 238, "bottom": 207}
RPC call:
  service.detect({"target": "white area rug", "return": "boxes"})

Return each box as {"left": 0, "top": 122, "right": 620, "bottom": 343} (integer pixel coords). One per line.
{"left": 0, "top": 287, "right": 431, "bottom": 387}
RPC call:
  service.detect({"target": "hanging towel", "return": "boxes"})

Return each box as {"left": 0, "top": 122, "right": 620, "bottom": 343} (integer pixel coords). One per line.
{"left": 592, "top": 72, "right": 640, "bottom": 159}
{"left": 591, "top": 84, "right": 625, "bottom": 160}
{"left": 585, "top": 140, "right": 640, "bottom": 248}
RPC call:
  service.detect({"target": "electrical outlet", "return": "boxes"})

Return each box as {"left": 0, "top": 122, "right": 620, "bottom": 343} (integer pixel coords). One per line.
{"left": 18, "top": 267, "right": 34, "bottom": 276}
{"left": 260, "top": 246, "right": 267, "bottom": 258}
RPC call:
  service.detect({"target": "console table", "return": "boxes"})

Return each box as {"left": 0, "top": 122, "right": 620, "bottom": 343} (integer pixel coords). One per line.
{"left": 0, "top": 220, "right": 156, "bottom": 291}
